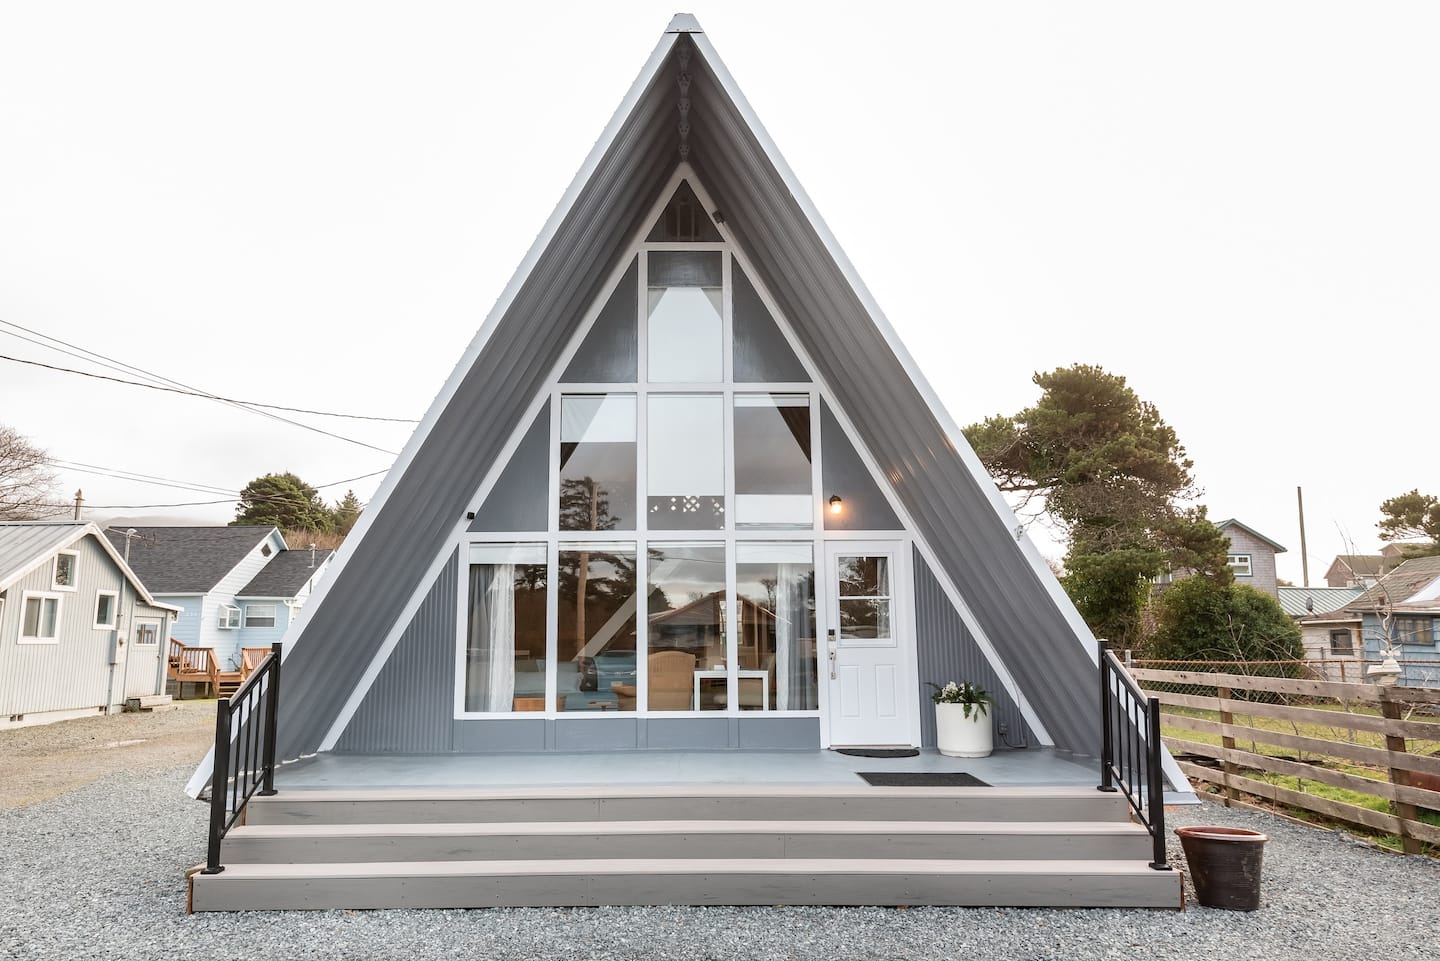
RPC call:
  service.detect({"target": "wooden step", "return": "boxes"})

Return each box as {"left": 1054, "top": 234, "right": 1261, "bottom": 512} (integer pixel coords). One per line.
{"left": 221, "top": 818, "right": 1155, "bottom": 864}
{"left": 124, "top": 694, "right": 175, "bottom": 712}
{"left": 245, "top": 785, "right": 1131, "bottom": 826}
{"left": 189, "top": 857, "right": 1183, "bottom": 911}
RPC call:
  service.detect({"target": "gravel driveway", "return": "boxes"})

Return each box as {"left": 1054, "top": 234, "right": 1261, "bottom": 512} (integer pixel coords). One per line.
{"left": 2, "top": 707, "right": 1437, "bottom": 961}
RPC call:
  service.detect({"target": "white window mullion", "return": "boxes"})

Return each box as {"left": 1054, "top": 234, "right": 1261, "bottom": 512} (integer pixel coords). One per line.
{"left": 546, "top": 538, "right": 559, "bottom": 717}
{"left": 636, "top": 543, "right": 650, "bottom": 714}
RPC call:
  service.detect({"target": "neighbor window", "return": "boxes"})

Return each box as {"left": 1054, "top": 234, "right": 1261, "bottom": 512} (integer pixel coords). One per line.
{"left": 244, "top": 604, "right": 277, "bottom": 629}
{"left": 94, "top": 591, "right": 118, "bottom": 630}
{"left": 1393, "top": 617, "right": 1434, "bottom": 646}
{"left": 218, "top": 604, "right": 241, "bottom": 629}
{"left": 53, "top": 552, "right": 78, "bottom": 590}
{"left": 1227, "top": 554, "right": 1253, "bottom": 577}
{"left": 21, "top": 593, "right": 61, "bottom": 643}
{"left": 1329, "top": 629, "right": 1354, "bottom": 655}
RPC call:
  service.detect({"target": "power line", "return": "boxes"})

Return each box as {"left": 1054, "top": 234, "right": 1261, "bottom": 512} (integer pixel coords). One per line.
{"left": 0, "top": 318, "right": 400, "bottom": 455}
{"left": 0, "top": 353, "right": 419, "bottom": 423}
{"left": 46, "top": 459, "right": 389, "bottom": 511}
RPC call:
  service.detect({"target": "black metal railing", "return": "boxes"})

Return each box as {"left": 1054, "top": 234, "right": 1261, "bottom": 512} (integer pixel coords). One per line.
{"left": 202, "top": 642, "right": 282, "bottom": 875}
{"left": 1099, "top": 648, "right": 1170, "bottom": 870}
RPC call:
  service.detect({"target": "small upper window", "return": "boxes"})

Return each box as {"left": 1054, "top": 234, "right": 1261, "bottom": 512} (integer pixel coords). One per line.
{"left": 645, "top": 180, "right": 722, "bottom": 243}
{"left": 21, "top": 593, "right": 61, "bottom": 643}
{"left": 261, "top": 544, "right": 273, "bottom": 558}
{"left": 1227, "top": 554, "right": 1253, "bottom": 577}
{"left": 94, "top": 591, "right": 118, "bottom": 629}
{"left": 1329, "top": 629, "right": 1354, "bottom": 655}
{"left": 53, "top": 552, "right": 78, "bottom": 590}
{"left": 647, "top": 251, "right": 723, "bottom": 383}
{"left": 218, "top": 604, "right": 242, "bottom": 630}
{"left": 244, "top": 604, "right": 277, "bottom": 629}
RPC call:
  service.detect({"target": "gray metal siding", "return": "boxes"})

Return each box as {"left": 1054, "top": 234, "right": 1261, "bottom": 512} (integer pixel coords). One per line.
{"left": 688, "top": 50, "right": 1101, "bottom": 756}
{"left": 733, "top": 262, "right": 808, "bottom": 382}
{"left": 820, "top": 399, "right": 904, "bottom": 531}
{"left": 912, "top": 549, "right": 1033, "bottom": 749}
{"left": 468, "top": 402, "right": 551, "bottom": 533}
{"left": 561, "top": 257, "right": 639, "bottom": 383}
{"left": 334, "top": 553, "right": 458, "bottom": 753}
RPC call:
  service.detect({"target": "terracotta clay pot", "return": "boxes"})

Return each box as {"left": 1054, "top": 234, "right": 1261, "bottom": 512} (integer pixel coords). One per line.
{"left": 1175, "top": 826, "right": 1267, "bottom": 911}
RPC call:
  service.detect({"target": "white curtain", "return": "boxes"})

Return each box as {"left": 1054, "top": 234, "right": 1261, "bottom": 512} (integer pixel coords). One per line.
{"left": 467, "top": 564, "right": 516, "bottom": 712}
{"left": 775, "top": 563, "right": 816, "bottom": 710}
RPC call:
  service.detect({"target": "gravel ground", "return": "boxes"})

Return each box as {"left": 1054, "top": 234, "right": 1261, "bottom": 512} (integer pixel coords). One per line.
{"left": 2, "top": 710, "right": 1438, "bottom": 961}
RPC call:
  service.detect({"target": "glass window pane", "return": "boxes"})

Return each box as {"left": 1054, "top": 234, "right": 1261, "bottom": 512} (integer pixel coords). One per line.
{"left": 42, "top": 598, "right": 58, "bottom": 636}
{"left": 23, "top": 598, "right": 41, "bottom": 636}
{"left": 465, "top": 545, "right": 548, "bottom": 713}
{"left": 559, "top": 394, "right": 636, "bottom": 531}
{"left": 647, "top": 394, "right": 724, "bottom": 530}
{"left": 736, "top": 543, "right": 817, "bottom": 711}
{"left": 735, "top": 394, "right": 812, "bottom": 528}
{"left": 837, "top": 555, "right": 890, "bottom": 597}
{"left": 648, "top": 251, "right": 723, "bottom": 383}
{"left": 558, "top": 545, "right": 638, "bottom": 712}
{"left": 647, "top": 544, "right": 726, "bottom": 711}
{"left": 96, "top": 594, "right": 114, "bottom": 626}
{"left": 838, "top": 598, "right": 891, "bottom": 641}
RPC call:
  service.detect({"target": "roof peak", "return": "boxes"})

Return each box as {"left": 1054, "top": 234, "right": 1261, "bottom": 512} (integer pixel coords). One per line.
{"left": 666, "top": 13, "right": 703, "bottom": 33}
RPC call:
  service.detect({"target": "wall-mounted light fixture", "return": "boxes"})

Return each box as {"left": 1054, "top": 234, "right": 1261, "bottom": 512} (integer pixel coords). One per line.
{"left": 828, "top": 495, "right": 843, "bottom": 516}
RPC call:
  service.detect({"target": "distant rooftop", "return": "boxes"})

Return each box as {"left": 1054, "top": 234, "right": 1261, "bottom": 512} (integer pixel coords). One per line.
{"left": 103, "top": 526, "right": 282, "bottom": 594}
{"left": 1342, "top": 555, "right": 1440, "bottom": 613}
{"left": 237, "top": 549, "right": 334, "bottom": 598}
{"left": 1278, "top": 585, "right": 1363, "bottom": 618}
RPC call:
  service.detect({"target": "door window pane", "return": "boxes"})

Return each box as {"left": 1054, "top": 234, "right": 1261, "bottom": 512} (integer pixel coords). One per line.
{"left": 647, "top": 394, "right": 724, "bottom": 530}
{"left": 558, "top": 544, "right": 638, "bottom": 712}
{"left": 559, "top": 394, "right": 636, "bottom": 531}
{"left": 837, "top": 555, "right": 892, "bottom": 641}
{"left": 648, "top": 251, "right": 723, "bottom": 383}
{"left": 465, "top": 544, "right": 548, "bottom": 712}
{"left": 735, "top": 394, "right": 812, "bottom": 528}
{"left": 737, "top": 543, "right": 817, "bottom": 711}
{"left": 647, "top": 544, "right": 726, "bottom": 711}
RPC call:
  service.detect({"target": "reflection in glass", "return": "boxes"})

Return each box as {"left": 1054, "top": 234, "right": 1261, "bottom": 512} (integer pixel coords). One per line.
{"left": 465, "top": 544, "right": 548, "bottom": 712}
{"left": 558, "top": 544, "right": 638, "bottom": 712}
{"left": 648, "top": 395, "right": 724, "bottom": 530}
{"left": 737, "top": 543, "right": 817, "bottom": 711}
{"left": 648, "top": 251, "right": 723, "bottom": 383}
{"left": 559, "top": 395, "right": 636, "bottom": 531}
{"left": 735, "top": 394, "right": 812, "bottom": 528}
{"left": 647, "top": 544, "right": 727, "bottom": 711}
{"left": 836, "top": 555, "right": 892, "bottom": 641}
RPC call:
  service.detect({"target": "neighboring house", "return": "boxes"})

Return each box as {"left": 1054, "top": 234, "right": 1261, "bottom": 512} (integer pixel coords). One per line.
{"left": 1280, "top": 586, "right": 1364, "bottom": 682}
{"left": 0, "top": 521, "right": 180, "bottom": 727}
{"left": 1214, "top": 519, "right": 1286, "bottom": 597}
{"left": 1322, "top": 555, "right": 1440, "bottom": 688}
{"left": 1323, "top": 546, "right": 1408, "bottom": 588}
{"left": 105, "top": 526, "right": 331, "bottom": 672}
{"left": 186, "top": 16, "right": 1188, "bottom": 912}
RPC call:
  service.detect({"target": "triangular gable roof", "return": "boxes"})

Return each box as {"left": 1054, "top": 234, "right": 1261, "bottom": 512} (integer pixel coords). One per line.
{"left": 195, "top": 16, "right": 1116, "bottom": 790}
{"left": 1343, "top": 555, "right": 1440, "bottom": 613}
{"left": 236, "top": 549, "right": 333, "bottom": 599}
{"left": 105, "top": 526, "right": 285, "bottom": 595}
{"left": 1215, "top": 518, "right": 1287, "bottom": 553}
{"left": 0, "top": 520, "right": 172, "bottom": 609}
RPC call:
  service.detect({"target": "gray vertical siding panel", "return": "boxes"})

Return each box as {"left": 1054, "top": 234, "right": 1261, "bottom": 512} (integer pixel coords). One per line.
{"left": 688, "top": 54, "right": 1100, "bottom": 756}
{"left": 912, "top": 549, "right": 1032, "bottom": 749}
{"left": 334, "top": 552, "right": 458, "bottom": 753}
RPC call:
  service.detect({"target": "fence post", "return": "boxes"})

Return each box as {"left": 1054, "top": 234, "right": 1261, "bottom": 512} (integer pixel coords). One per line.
{"left": 1217, "top": 685, "right": 1238, "bottom": 808}
{"left": 259, "top": 642, "right": 282, "bottom": 797}
{"left": 1379, "top": 688, "right": 1422, "bottom": 856}
{"left": 202, "top": 698, "right": 231, "bottom": 874}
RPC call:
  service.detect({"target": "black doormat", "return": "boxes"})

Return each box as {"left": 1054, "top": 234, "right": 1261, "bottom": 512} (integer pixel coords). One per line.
{"left": 835, "top": 747, "right": 920, "bottom": 758}
{"left": 858, "top": 772, "right": 990, "bottom": 787}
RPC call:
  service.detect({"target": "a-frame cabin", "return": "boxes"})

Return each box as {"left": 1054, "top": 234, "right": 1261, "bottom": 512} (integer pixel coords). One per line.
{"left": 187, "top": 15, "right": 1188, "bottom": 911}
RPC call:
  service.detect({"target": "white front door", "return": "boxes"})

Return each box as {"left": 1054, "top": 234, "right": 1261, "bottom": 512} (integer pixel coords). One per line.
{"left": 824, "top": 542, "right": 914, "bottom": 747}
{"left": 124, "top": 618, "right": 163, "bottom": 698}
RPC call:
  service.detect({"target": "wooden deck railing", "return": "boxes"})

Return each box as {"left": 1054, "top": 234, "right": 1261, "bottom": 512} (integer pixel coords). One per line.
{"left": 168, "top": 640, "right": 221, "bottom": 697}
{"left": 1133, "top": 667, "right": 1440, "bottom": 854}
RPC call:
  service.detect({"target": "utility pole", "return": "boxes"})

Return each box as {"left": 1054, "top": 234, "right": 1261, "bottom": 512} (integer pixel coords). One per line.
{"left": 72, "top": 490, "right": 83, "bottom": 520}
{"left": 1296, "top": 486, "right": 1310, "bottom": 588}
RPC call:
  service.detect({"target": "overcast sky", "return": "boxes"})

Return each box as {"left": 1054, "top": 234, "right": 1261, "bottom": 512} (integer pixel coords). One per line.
{"left": 2, "top": 2, "right": 1436, "bottom": 585}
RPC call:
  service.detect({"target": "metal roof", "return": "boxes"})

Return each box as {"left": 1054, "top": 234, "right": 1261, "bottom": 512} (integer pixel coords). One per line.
{"left": 190, "top": 16, "right": 1120, "bottom": 790}
{"left": 1277, "top": 585, "right": 1363, "bottom": 618}
{"left": 0, "top": 520, "right": 170, "bottom": 608}
{"left": 236, "top": 549, "right": 333, "bottom": 598}
{"left": 103, "top": 526, "right": 282, "bottom": 594}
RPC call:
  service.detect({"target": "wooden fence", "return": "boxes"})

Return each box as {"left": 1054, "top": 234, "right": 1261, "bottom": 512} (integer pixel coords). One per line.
{"left": 1132, "top": 667, "right": 1440, "bottom": 854}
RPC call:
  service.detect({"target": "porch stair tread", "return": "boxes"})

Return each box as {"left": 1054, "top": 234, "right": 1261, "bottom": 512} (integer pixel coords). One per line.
{"left": 189, "top": 857, "right": 1183, "bottom": 910}
{"left": 230, "top": 818, "right": 1151, "bottom": 838}
{"left": 256, "top": 784, "right": 1108, "bottom": 801}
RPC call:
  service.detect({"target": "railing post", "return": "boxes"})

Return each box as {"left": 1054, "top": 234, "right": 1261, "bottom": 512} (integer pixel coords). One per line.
{"left": 202, "top": 697, "right": 232, "bottom": 875}
{"left": 1380, "top": 688, "right": 1422, "bottom": 856}
{"left": 260, "top": 642, "right": 282, "bottom": 797}
{"left": 1098, "top": 652, "right": 1117, "bottom": 792}
{"left": 1146, "top": 696, "right": 1171, "bottom": 870}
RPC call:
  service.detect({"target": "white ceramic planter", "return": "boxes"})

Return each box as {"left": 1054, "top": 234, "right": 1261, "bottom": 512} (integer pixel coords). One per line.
{"left": 935, "top": 702, "right": 994, "bottom": 758}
